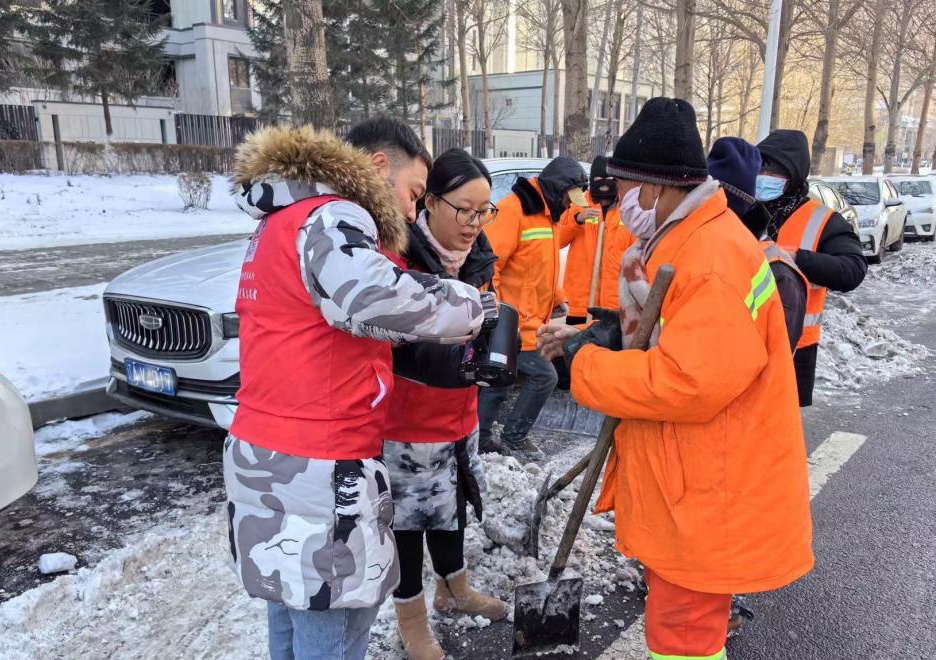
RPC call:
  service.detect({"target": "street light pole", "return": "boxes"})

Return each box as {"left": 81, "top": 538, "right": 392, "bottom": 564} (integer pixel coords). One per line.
{"left": 757, "top": 0, "right": 783, "bottom": 140}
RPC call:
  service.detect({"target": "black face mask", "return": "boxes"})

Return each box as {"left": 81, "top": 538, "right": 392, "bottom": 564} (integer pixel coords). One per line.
{"left": 590, "top": 177, "right": 617, "bottom": 204}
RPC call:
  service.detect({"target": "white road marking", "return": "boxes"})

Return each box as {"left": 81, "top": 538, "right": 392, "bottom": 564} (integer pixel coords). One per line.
{"left": 595, "top": 431, "right": 868, "bottom": 659}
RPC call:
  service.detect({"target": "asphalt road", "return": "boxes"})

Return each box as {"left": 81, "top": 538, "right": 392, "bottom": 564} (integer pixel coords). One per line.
{"left": 0, "top": 233, "right": 246, "bottom": 296}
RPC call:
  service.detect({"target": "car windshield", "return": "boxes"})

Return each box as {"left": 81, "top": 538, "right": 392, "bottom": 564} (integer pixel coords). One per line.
{"left": 895, "top": 180, "right": 932, "bottom": 196}
{"left": 828, "top": 181, "right": 879, "bottom": 206}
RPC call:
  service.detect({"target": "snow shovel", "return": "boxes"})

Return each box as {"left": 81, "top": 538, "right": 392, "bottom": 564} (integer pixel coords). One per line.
{"left": 584, "top": 209, "right": 607, "bottom": 324}
{"left": 511, "top": 264, "right": 676, "bottom": 659}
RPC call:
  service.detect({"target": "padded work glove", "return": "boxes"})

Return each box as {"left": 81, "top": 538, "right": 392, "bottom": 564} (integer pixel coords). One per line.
{"left": 563, "top": 307, "right": 622, "bottom": 371}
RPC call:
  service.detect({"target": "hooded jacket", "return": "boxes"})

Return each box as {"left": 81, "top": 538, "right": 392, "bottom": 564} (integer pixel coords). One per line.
{"left": 224, "top": 126, "right": 484, "bottom": 613}
{"left": 484, "top": 159, "right": 586, "bottom": 349}
{"left": 757, "top": 130, "right": 867, "bottom": 406}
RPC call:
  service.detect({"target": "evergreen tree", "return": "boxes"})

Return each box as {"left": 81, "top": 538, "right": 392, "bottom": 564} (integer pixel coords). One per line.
{"left": 0, "top": 0, "right": 28, "bottom": 92}
{"left": 26, "top": 0, "right": 166, "bottom": 137}
{"left": 378, "top": 0, "right": 446, "bottom": 121}
{"left": 246, "top": 0, "right": 289, "bottom": 124}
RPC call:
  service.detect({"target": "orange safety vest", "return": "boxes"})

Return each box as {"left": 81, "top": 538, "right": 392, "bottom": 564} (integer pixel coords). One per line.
{"left": 776, "top": 200, "right": 833, "bottom": 348}
{"left": 761, "top": 239, "right": 809, "bottom": 294}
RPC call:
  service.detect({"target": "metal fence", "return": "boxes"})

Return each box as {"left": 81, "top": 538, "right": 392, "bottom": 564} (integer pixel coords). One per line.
{"left": 0, "top": 105, "right": 39, "bottom": 141}
{"left": 174, "top": 113, "right": 262, "bottom": 148}
{"left": 432, "top": 127, "right": 486, "bottom": 157}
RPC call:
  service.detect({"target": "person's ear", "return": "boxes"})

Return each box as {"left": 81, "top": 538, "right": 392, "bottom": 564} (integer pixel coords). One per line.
{"left": 370, "top": 152, "right": 390, "bottom": 177}
{"left": 424, "top": 193, "right": 436, "bottom": 215}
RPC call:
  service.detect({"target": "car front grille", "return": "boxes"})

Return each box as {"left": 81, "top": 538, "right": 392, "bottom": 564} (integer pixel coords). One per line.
{"left": 106, "top": 297, "right": 213, "bottom": 359}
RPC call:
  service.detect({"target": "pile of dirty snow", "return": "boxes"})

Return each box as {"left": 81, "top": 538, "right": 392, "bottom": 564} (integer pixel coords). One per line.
{"left": 865, "top": 243, "right": 936, "bottom": 288}
{"left": 816, "top": 293, "right": 929, "bottom": 391}
{"left": 0, "top": 454, "right": 630, "bottom": 660}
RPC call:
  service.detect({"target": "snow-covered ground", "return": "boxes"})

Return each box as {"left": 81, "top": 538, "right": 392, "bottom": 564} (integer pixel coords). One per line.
{"left": 0, "top": 452, "right": 628, "bottom": 660}
{"left": 0, "top": 174, "right": 254, "bottom": 251}
{"left": 0, "top": 283, "right": 110, "bottom": 401}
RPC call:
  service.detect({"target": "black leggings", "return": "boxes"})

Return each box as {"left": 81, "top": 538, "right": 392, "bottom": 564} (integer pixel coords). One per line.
{"left": 393, "top": 529, "right": 465, "bottom": 599}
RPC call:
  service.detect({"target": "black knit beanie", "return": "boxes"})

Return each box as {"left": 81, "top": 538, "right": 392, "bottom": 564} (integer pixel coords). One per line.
{"left": 607, "top": 97, "right": 708, "bottom": 187}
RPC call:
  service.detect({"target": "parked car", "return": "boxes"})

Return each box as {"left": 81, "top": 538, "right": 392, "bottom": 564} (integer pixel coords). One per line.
{"left": 103, "top": 158, "right": 578, "bottom": 429}
{"left": 887, "top": 175, "right": 935, "bottom": 242}
{"left": 0, "top": 373, "right": 38, "bottom": 510}
{"left": 823, "top": 176, "right": 908, "bottom": 263}
{"left": 807, "top": 179, "right": 860, "bottom": 236}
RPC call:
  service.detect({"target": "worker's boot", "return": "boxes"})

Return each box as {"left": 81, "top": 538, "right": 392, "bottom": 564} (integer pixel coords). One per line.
{"left": 433, "top": 568, "right": 509, "bottom": 621}
{"left": 394, "top": 594, "right": 445, "bottom": 660}
{"left": 727, "top": 595, "right": 755, "bottom": 635}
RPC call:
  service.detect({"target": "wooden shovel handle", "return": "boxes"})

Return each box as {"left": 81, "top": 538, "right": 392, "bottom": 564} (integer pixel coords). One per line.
{"left": 585, "top": 219, "right": 607, "bottom": 323}
{"left": 547, "top": 264, "right": 675, "bottom": 581}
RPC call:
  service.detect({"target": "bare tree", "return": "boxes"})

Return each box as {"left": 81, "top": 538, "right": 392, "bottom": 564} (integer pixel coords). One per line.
{"left": 466, "top": 0, "right": 509, "bottom": 156}
{"left": 283, "top": 0, "right": 335, "bottom": 129}
{"left": 673, "top": 0, "right": 696, "bottom": 100}
{"left": 517, "top": 0, "right": 564, "bottom": 155}
{"left": 911, "top": 44, "right": 936, "bottom": 174}
{"left": 455, "top": 0, "right": 473, "bottom": 147}
{"left": 806, "top": 0, "right": 865, "bottom": 173}
{"left": 881, "top": 0, "right": 928, "bottom": 173}
{"left": 858, "top": 0, "right": 887, "bottom": 173}
{"left": 562, "top": 0, "right": 591, "bottom": 159}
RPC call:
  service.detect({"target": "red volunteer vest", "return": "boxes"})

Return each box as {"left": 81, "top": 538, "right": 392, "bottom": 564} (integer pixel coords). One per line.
{"left": 231, "top": 195, "right": 393, "bottom": 459}
{"left": 382, "top": 253, "right": 479, "bottom": 444}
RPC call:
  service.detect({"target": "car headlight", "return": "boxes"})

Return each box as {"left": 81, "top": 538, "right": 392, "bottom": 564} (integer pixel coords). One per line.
{"left": 222, "top": 313, "right": 240, "bottom": 338}
{"left": 858, "top": 217, "right": 877, "bottom": 228}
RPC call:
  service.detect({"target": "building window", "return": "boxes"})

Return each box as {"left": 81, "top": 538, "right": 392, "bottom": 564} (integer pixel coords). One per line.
{"left": 223, "top": 0, "right": 238, "bottom": 21}
{"left": 229, "top": 57, "right": 251, "bottom": 89}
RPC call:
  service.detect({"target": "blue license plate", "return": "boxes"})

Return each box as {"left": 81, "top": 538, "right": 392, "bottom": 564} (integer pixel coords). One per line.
{"left": 125, "top": 359, "right": 177, "bottom": 396}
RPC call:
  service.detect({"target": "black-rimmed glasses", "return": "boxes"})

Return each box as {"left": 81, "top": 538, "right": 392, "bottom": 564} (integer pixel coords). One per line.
{"left": 436, "top": 195, "right": 499, "bottom": 226}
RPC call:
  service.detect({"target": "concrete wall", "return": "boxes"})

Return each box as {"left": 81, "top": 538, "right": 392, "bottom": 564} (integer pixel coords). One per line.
{"left": 163, "top": 23, "right": 259, "bottom": 116}
{"left": 170, "top": 0, "right": 213, "bottom": 29}
{"left": 31, "top": 100, "right": 177, "bottom": 144}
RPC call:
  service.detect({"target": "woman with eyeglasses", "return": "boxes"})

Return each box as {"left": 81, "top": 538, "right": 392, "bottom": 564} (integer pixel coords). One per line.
{"left": 382, "top": 149, "right": 507, "bottom": 660}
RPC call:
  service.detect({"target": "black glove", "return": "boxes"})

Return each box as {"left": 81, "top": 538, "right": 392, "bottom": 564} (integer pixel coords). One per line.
{"left": 563, "top": 307, "right": 622, "bottom": 371}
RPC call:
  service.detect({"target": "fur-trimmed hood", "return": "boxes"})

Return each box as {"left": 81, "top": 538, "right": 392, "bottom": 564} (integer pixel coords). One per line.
{"left": 232, "top": 126, "right": 407, "bottom": 253}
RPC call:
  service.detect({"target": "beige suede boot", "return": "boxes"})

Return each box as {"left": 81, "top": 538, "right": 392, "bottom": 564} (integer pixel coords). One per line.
{"left": 394, "top": 593, "right": 446, "bottom": 660}
{"left": 432, "top": 568, "right": 509, "bottom": 621}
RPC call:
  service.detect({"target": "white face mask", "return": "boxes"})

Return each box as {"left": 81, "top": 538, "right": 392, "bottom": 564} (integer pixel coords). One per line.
{"left": 619, "top": 184, "right": 658, "bottom": 239}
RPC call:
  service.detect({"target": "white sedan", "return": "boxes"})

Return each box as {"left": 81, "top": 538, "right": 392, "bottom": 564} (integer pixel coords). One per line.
{"left": 823, "top": 176, "right": 908, "bottom": 263}
{"left": 887, "top": 175, "right": 935, "bottom": 242}
{"left": 0, "top": 373, "right": 38, "bottom": 509}
{"left": 103, "top": 158, "right": 580, "bottom": 429}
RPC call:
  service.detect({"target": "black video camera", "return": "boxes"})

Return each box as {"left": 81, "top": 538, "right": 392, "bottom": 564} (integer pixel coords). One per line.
{"left": 459, "top": 302, "right": 520, "bottom": 388}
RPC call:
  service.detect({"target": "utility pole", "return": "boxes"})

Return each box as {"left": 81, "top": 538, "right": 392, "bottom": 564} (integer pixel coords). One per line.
{"left": 628, "top": 2, "right": 643, "bottom": 127}
{"left": 757, "top": 0, "right": 783, "bottom": 140}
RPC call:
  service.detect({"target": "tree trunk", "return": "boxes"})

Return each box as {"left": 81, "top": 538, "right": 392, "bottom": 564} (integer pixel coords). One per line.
{"left": 552, "top": 49, "right": 562, "bottom": 155}
{"left": 911, "top": 52, "right": 936, "bottom": 174}
{"left": 770, "top": 0, "right": 793, "bottom": 131}
{"left": 418, "top": 63, "right": 427, "bottom": 145}
{"left": 673, "top": 0, "right": 695, "bottom": 101}
{"left": 562, "top": 0, "right": 591, "bottom": 160}
{"left": 101, "top": 88, "right": 113, "bottom": 138}
{"left": 283, "top": 0, "right": 334, "bottom": 129}
{"left": 883, "top": 1, "right": 914, "bottom": 174}
{"left": 539, "top": 46, "right": 551, "bottom": 157}
{"left": 810, "top": 0, "right": 839, "bottom": 175}
{"left": 738, "top": 46, "right": 755, "bottom": 137}
{"left": 588, "top": 0, "right": 615, "bottom": 137}
{"left": 861, "top": 0, "right": 886, "bottom": 174}
{"left": 715, "top": 70, "right": 724, "bottom": 143}
{"left": 476, "top": 2, "right": 493, "bottom": 157}
{"left": 456, "top": 0, "right": 471, "bottom": 148}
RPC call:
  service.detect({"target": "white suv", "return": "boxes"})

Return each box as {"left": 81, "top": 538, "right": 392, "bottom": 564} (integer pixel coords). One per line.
{"left": 103, "top": 158, "right": 571, "bottom": 428}
{"left": 823, "top": 176, "right": 908, "bottom": 263}
{"left": 888, "top": 175, "right": 935, "bottom": 242}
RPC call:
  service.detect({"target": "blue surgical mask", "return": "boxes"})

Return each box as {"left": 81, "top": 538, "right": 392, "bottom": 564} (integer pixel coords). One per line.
{"left": 755, "top": 175, "right": 787, "bottom": 201}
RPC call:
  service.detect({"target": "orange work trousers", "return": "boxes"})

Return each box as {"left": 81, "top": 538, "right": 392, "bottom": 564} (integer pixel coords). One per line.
{"left": 644, "top": 567, "right": 732, "bottom": 659}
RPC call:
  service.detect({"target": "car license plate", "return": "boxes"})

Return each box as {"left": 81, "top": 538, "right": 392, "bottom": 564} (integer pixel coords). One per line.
{"left": 125, "top": 359, "right": 177, "bottom": 396}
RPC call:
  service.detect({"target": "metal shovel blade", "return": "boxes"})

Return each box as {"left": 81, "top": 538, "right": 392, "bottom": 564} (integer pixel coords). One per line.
{"left": 511, "top": 575, "right": 584, "bottom": 658}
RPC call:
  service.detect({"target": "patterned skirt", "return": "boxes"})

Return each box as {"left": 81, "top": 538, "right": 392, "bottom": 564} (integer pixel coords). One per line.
{"left": 383, "top": 427, "right": 486, "bottom": 532}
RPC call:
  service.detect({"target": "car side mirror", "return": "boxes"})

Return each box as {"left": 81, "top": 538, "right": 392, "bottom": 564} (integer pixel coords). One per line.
{"left": 885, "top": 198, "right": 903, "bottom": 208}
